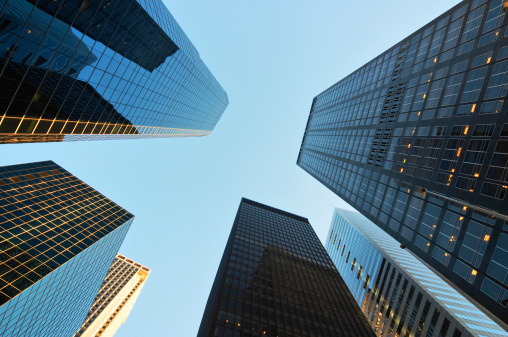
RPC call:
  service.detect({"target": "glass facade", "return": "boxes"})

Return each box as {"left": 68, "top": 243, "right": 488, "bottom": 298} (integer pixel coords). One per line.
{"left": 326, "top": 208, "right": 508, "bottom": 337}
{"left": 0, "top": 0, "right": 229, "bottom": 144}
{"left": 198, "top": 198, "right": 376, "bottom": 337}
{"left": 0, "top": 161, "right": 133, "bottom": 336}
{"left": 298, "top": 0, "right": 508, "bottom": 324}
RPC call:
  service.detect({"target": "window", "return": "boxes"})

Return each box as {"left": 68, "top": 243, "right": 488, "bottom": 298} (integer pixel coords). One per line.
{"left": 461, "top": 66, "right": 488, "bottom": 103}
{"left": 483, "top": 0, "right": 506, "bottom": 33}
{"left": 458, "top": 221, "right": 492, "bottom": 267}
{"left": 432, "top": 246, "right": 451, "bottom": 266}
{"left": 481, "top": 278, "right": 508, "bottom": 307}
{"left": 461, "top": 5, "right": 486, "bottom": 42}
{"left": 442, "top": 74, "right": 464, "bottom": 106}
{"left": 443, "top": 18, "right": 464, "bottom": 50}
{"left": 481, "top": 182, "right": 507, "bottom": 200}
{"left": 454, "top": 260, "right": 477, "bottom": 283}
{"left": 487, "top": 140, "right": 508, "bottom": 182}
{"left": 425, "top": 79, "right": 445, "bottom": 108}
{"left": 484, "top": 60, "right": 508, "bottom": 99}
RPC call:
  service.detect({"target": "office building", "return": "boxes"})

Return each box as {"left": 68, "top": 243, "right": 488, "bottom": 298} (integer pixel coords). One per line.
{"left": 198, "top": 198, "right": 375, "bottom": 337}
{"left": 0, "top": 161, "right": 133, "bottom": 336}
{"left": 326, "top": 208, "right": 508, "bottom": 337}
{"left": 74, "top": 254, "right": 150, "bottom": 337}
{"left": 298, "top": 0, "right": 508, "bottom": 323}
{"left": 0, "top": 0, "right": 228, "bottom": 144}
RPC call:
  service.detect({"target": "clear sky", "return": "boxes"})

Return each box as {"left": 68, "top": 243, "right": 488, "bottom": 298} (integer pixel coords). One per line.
{"left": 0, "top": 1, "right": 461, "bottom": 336}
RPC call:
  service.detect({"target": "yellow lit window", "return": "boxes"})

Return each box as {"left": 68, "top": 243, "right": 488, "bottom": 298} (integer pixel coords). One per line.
{"left": 487, "top": 57, "right": 491, "bottom": 64}
{"left": 423, "top": 94, "right": 427, "bottom": 99}
{"left": 471, "top": 269, "right": 477, "bottom": 276}
{"left": 408, "top": 144, "right": 411, "bottom": 148}
{"left": 434, "top": 58, "right": 437, "bottom": 63}
{"left": 471, "top": 104, "right": 476, "bottom": 112}
{"left": 474, "top": 173, "right": 479, "bottom": 177}
{"left": 427, "top": 243, "right": 430, "bottom": 246}
{"left": 456, "top": 147, "right": 462, "bottom": 157}
{"left": 463, "top": 206, "right": 467, "bottom": 211}
{"left": 484, "top": 235, "right": 490, "bottom": 242}
{"left": 400, "top": 168, "right": 404, "bottom": 173}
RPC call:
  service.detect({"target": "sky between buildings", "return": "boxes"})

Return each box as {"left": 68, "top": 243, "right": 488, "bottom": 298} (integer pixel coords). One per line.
{"left": 0, "top": 1, "right": 462, "bottom": 336}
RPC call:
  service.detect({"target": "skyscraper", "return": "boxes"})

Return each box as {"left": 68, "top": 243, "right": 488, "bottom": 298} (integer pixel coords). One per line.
{"left": 0, "top": 161, "right": 133, "bottom": 336}
{"left": 74, "top": 254, "right": 150, "bottom": 337}
{"left": 198, "top": 198, "right": 376, "bottom": 337}
{"left": 326, "top": 208, "right": 508, "bottom": 337}
{"left": 297, "top": 0, "right": 508, "bottom": 324}
{"left": 0, "top": 0, "right": 228, "bottom": 144}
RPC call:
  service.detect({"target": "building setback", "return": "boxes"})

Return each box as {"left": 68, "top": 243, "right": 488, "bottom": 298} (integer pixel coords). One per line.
{"left": 0, "top": 161, "right": 133, "bottom": 336}
{"left": 326, "top": 208, "right": 508, "bottom": 337}
{"left": 198, "top": 198, "right": 376, "bottom": 337}
{"left": 74, "top": 254, "right": 150, "bottom": 337}
{"left": 298, "top": 0, "right": 508, "bottom": 324}
{"left": 0, "top": 0, "right": 228, "bottom": 144}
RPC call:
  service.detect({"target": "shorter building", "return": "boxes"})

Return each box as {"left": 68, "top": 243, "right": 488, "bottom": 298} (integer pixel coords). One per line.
{"left": 74, "top": 254, "right": 150, "bottom": 337}
{"left": 325, "top": 208, "right": 508, "bottom": 337}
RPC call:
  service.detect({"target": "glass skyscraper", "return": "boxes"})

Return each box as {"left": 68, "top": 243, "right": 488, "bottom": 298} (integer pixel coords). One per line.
{"left": 0, "top": 0, "right": 228, "bottom": 144}
{"left": 326, "top": 208, "right": 508, "bottom": 337}
{"left": 198, "top": 198, "right": 376, "bottom": 337}
{"left": 298, "top": 0, "right": 508, "bottom": 324}
{"left": 0, "top": 161, "right": 133, "bottom": 336}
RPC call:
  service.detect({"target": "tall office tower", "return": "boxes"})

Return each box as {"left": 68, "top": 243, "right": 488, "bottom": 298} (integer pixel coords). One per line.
{"left": 298, "top": 0, "right": 508, "bottom": 324}
{"left": 74, "top": 254, "right": 150, "bottom": 337}
{"left": 326, "top": 208, "right": 508, "bottom": 337}
{"left": 198, "top": 198, "right": 376, "bottom": 337}
{"left": 0, "top": 0, "right": 228, "bottom": 144}
{"left": 0, "top": 161, "right": 133, "bottom": 336}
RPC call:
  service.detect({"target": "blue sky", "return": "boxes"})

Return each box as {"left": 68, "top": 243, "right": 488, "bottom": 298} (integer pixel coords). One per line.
{"left": 0, "top": 1, "right": 461, "bottom": 336}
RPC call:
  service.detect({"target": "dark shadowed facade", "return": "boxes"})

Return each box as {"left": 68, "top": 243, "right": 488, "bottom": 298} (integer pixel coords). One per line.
{"left": 198, "top": 198, "right": 375, "bottom": 337}
{"left": 0, "top": 161, "right": 133, "bottom": 336}
{"left": 298, "top": 0, "right": 508, "bottom": 325}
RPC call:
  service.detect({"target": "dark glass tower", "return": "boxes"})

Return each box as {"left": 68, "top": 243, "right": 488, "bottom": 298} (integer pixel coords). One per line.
{"left": 198, "top": 198, "right": 375, "bottom": 337}
{"left": 0, "top": 161, "right": 133, "bottom": 336}
{"left": 0, "top": 0, "right": 228, "bottom": 144}
{"left": 298, "top": 0, "right": 508, "bottom": 324}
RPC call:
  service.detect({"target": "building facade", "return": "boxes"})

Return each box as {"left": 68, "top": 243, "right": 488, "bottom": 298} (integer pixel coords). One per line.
{"left": 298, "top": 0, "right": 508, "bottom": 324}
{"left": 197, "top": 198, "right": 376, "bottom": 337}
{"left": 0, "top": 161, "right": 133, "bottom": 336}
{"left": 326, "top": 208, "right": 508, "bottom": 337}
{"left": 74, "top": 254, "right": 150, "bottom": 337}
{"left": 0, "top": 0, "right": 228, "bottom": 144}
